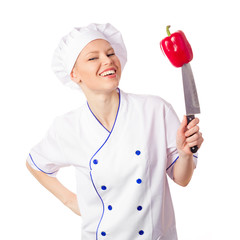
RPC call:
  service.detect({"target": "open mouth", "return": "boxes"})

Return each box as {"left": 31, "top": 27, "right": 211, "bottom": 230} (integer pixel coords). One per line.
{"left": 100, "top": 69, "right": 116, "bottom": 77}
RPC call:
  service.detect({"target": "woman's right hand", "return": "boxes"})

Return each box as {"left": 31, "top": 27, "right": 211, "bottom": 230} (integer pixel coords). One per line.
{"left": 64, "top": 193, "right": 81, "bottom": 216}
{"left": 26, "top": 161, "right": 81, "bottom": 216}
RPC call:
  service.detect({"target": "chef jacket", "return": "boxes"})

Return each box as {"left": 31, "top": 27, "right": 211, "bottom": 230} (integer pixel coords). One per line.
{"left": 27, "top": 89, "right": 198, "bottom": 240}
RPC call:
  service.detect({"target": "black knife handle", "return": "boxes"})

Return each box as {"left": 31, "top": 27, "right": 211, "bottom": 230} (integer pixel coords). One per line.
{"left": 187, "top": 115, "right": 198, "bottom": 153}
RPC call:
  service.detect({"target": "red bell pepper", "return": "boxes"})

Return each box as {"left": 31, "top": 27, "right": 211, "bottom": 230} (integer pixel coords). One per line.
{"left": 160, "top": 25, "right": 193, "bottom": 67}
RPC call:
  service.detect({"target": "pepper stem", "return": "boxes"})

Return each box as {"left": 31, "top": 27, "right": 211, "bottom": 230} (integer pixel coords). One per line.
{"left": 166, "top": 25, "right": 171, "bottom": 36}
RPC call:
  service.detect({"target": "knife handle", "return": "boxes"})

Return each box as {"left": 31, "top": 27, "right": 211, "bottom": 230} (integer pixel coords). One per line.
{"left": 187, "top": 115, "right": 198, "bottom": 153}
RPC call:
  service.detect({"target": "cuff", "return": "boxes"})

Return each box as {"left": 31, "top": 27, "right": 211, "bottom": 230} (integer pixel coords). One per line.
{"left": 26, "top": 153, "right": 58, "bottom": 177}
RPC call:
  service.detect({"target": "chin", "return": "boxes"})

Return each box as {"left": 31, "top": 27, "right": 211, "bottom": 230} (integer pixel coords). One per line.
{"left": 103, "top": 79, "right": 120, "bottom": 91}
{"left": 103, "top": 85, "right": 119, "bottom": 94}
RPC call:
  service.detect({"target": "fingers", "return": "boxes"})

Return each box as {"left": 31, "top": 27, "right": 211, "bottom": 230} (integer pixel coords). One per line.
{"left": 181, "top": 115, "right": 188, "bottom": 127}
{"left": 177, "top": 116, "right": 204, "bottom": 153}
{"left": 185, "top": 117, "right": 204, "bottom": 149}
{"left": 186, "top": 132, "right": 202, "bottom": 145}
{"left": 187, "top": 117, "right": 199, "bottom": 129}
{"left": 185, "top": 125, "right": 200, "bottom": 137}
{"left": 177, "top": 115, "right": 189, "bottom": 137}
{"left": 188, "top": 134, "right": 204, "bottom": 150}
{"left": 178, "top": 115, "right": 187, "bottom": 133}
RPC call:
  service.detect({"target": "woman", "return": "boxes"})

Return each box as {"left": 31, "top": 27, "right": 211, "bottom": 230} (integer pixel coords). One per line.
{"left": 26, "top": 23, "right": 203, "bottom": 240}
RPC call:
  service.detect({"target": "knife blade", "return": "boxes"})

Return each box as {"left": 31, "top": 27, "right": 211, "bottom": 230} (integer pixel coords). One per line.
{"left": 181, "top": 63, "right": 200, "bottom": 153}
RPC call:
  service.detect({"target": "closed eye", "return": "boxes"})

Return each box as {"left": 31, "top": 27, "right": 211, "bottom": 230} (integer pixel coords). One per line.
{"left": 88, "top": 57, "right": 98, "bottom": 61}
{"left": 107, "top": 53, "right": 115, "bottom": 57}
{"left": 88, "top": 53, "right": 115, "bottom": 61}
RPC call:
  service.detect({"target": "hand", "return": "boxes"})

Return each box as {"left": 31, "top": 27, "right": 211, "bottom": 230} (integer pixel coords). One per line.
{"left": 65, "top": 193, "right": 81, "bottom": 216}
{"left": 176, "top": 115, "right": 204, "bottom": 157}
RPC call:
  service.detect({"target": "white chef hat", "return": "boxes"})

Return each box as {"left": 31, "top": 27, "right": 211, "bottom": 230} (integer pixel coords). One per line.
{"left": 52, "top": 23, "right": 127, "bottom": 90}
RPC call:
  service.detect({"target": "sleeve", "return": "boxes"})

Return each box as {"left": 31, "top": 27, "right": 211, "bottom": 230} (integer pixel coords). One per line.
{"left": 165, "top": 106, "right": 198, "bottom": 179}
{"left": 26, "top": 118, "right": 70, "bottom": 177}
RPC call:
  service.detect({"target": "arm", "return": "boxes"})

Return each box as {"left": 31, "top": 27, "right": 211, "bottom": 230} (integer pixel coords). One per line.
{"left": 26, "top": 161, "right": 81, "bottom": 216}
{"left": 173, "top": 116, "right": 204, "bottom": 186}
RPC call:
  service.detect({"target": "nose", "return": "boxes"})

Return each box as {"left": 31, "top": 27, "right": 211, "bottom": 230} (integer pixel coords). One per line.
{"left": 101, "top": 54, "right": 113, "bottom": 65}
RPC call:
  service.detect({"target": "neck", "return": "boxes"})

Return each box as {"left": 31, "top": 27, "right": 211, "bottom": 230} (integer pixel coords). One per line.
{"left": 86, "top": 89, "right": 120, "bottom": 132}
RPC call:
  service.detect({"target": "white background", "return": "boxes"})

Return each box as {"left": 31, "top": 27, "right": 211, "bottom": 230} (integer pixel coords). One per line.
{"left": 1, "top": 0, "right": 239, "bottom": 239}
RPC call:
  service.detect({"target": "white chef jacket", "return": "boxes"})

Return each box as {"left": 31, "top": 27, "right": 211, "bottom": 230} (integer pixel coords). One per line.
{"left": 27, "top": 89, "right": 198, "bottom": 240}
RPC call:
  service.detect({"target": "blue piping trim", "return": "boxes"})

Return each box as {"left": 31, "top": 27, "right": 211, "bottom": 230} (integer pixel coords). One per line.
{"left": 89, "top": 89, "right": 121, "bottom": 239}
{"left": 166, "top": 154, "right": 198, "bottom": 171}
{"left": 87, "top": 102, "right": 111, "bottom": 133}
{"left": 166, "top": 156, "right": 179, "bottom": 171}
{"left": 89, "top": 89, "right": 121, "bottom": 171}
{"left": 28, "top": 153, "right": 57, "bottom": 175}
{"left": 90, "top": 172, "right": 105, "bottom": 240}
{"left": 89, "top": 130, "right": 112, "bottom": 171}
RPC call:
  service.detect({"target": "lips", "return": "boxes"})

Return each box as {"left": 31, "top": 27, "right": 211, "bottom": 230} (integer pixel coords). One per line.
{"left": 99, "top": 68, "right": 116, "bottom": 77}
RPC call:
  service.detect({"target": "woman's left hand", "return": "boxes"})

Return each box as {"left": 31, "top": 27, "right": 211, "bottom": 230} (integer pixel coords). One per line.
{"left": 176, "top": 115, "right": 204, "bottom": 156}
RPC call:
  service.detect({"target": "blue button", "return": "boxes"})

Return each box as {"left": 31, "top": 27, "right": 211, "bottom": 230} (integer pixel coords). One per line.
{"left": 136, "top": 178, "right": 142, "bottom": 184}
{"left": 108, "top": 205, "right": 112, "bottom": 210}
{"left": 137, "top": 206, "right": 142, "bottom": 211}
{"left": 101, "top": 185, "right": 107, "bottom": 190}
{"left": 93, "top": 159, "right": 98, "bottom": 164}
{"left": 139, "top": 230, "right": 144, "bottom": 235}
{"left": 101, "top": 231, "right": 106, "bottom": 236}
{"left": 135, "top": 150, "right": 141, "bottom": 155}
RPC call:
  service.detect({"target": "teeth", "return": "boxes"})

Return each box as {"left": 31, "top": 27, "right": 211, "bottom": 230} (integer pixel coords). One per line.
{"left": 100, "top": 70, "right": 116, "bottom": 76}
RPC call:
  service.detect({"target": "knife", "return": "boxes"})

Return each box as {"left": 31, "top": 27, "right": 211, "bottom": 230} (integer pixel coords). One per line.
{"left": 181, "top": 63, "right": 200, "bottom": 153}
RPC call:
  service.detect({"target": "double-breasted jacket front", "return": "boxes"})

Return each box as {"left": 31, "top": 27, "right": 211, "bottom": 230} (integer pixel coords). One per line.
{"left": 27, "top": 89, "right": 198, "bottom": 240}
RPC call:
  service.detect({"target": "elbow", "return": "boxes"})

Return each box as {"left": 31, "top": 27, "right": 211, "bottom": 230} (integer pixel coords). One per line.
{"left": 173, "top": 177, "right": 192, "bottom": 187}
{"left": 173, "top": 164, "right": 194, "bottom": 187}
{"left": 26, "top": 160, "right": 31, "bottom": 171}
{"left": 26, "top": 161, "right": 37, "bottom": 175}
{"left": 177, "top": 181, "right": 190, "bottom": 187}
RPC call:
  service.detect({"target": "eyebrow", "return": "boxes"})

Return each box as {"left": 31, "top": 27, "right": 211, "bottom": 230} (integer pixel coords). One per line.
{"left": 85, "top": 47, "right": 114, "bottom": 56}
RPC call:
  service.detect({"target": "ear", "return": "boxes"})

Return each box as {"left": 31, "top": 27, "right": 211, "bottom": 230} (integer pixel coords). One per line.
{"left": 70, "top": 68, "right": 81, "bottom": 84}
{"left": 70, "top": 69, "right": 76, "bottom": 81}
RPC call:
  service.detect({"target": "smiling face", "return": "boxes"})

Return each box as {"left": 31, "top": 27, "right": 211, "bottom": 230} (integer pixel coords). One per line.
{"left": 71, "top": 39, "right": 121, "bottom": 95}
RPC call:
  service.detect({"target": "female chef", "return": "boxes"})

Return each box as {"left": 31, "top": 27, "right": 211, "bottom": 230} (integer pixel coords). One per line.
{"left": 26, "top": 23, "right": 203, "bottom": 240}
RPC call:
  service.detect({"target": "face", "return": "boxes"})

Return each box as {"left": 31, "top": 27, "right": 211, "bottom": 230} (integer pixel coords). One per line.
{"left": 71, "top": 39, "right": 121, "bottom": 94}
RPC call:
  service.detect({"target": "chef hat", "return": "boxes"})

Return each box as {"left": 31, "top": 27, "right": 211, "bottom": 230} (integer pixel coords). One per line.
{"left": 52, "top": 23, "right": 127, "bottom": 90}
